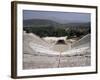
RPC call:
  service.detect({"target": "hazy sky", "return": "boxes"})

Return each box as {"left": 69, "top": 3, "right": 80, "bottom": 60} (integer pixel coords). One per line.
{"left": 23, "top": 10, "right": 90, "bottom": 23}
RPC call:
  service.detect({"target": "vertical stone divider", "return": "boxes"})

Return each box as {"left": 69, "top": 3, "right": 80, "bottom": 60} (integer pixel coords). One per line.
{"left": 57, "top": 52, "right": 62, "bottom": 68}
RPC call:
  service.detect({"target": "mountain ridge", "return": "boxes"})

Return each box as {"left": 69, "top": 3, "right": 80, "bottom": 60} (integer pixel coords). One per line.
{"left": 23, "top": 19, "right": 90, "bottom": 28}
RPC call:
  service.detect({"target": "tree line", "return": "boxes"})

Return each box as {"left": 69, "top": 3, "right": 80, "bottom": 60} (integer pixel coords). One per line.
{"left": 23, "top": 26, "right": 90, "bottom": 38}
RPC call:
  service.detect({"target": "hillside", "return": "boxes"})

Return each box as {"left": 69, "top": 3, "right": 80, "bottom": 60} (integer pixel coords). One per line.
{"left": 23, "top": 19, "right": 90, "bottom": 28}
{"left": 23, "top": 19, "right": 90, "bottom": 38}
{"left": 23, "top": 19, "right": 60, "bottom": 27}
